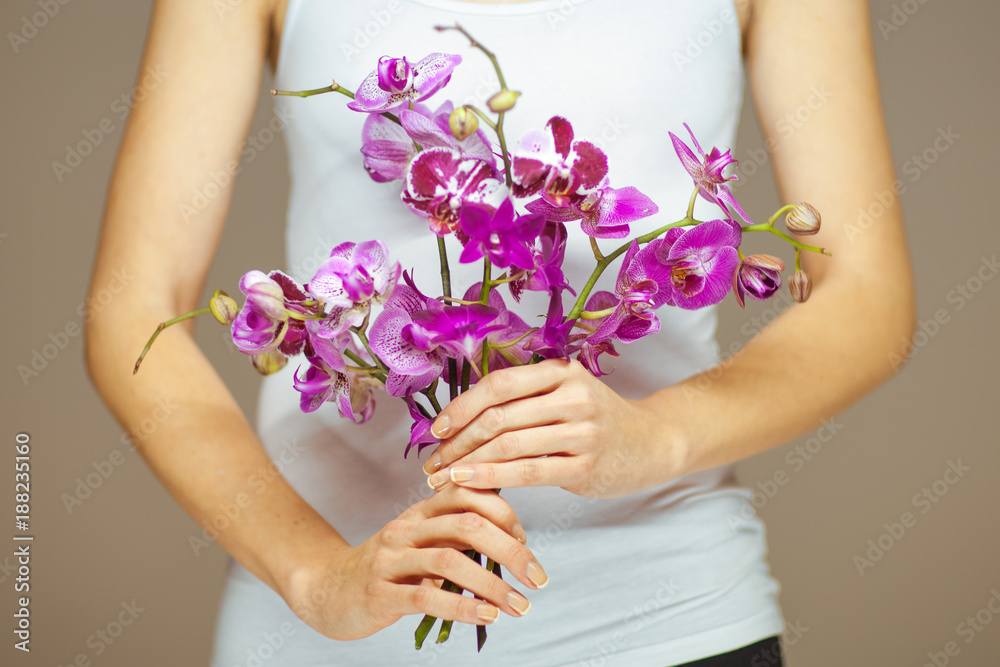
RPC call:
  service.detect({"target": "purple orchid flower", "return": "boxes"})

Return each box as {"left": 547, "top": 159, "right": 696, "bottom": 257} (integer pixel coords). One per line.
{"left": 307, "top": 240, "right": 401, "bottom": 337}
{"left": 405, "top": 397, "right": 441, "bottom": 459}
{"left": 732, "top": 254, "right": 784, "bottom": 308}
{"left": 292, "top": 356, "right": 374, "bottom": 423}
{"left": 525, "top": 177, "right": 658, "bottom": 239}
{"left": 669, "top": 123, "right": 753, "bottom": 223}
{"left": 402, "top": 147, "right": 505, "bottom": 235}
{"left": 525, "top": 291, "right": 583, "bottom": 361}
{"left": 511, "top": 116, "right": 608, "bottom": 207}
{"left": 459, "top": 199, "right": 545, "bottom": 271}
{"left": 360, "top": 101, "right": 496, "bottom": 183}
{"left": 587, "top": 240, "right": 674, "bottom": 346}
{"left": 462, "top": 283, "right": 534, "bottom": 373}
{"left": 232, "top": 270, "right": 315, "bottom": 355}
{"left": 654, "top": 219, "right": 741, "bottom": 309}
{"left": 348, "top": 53, "right": 462, "bottom": 113}
{"left": 506, "top": 221, "right": 575, "bottom": 303}
{"left": 575, "top": 290, "right": 621, "bottom": 377}
{"left": 368, "top": 281, "right": 447, "bottom": 397}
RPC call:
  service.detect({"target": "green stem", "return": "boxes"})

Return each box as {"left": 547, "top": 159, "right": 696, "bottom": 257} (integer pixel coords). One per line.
{"left": 686, "top": 185, "right": 701, "bottom": 219}
{"left": 462, "top": 104, "right": 498, "bottom": 131}
{"left": 767, "top": 204, "right": 798, "bottom": 227}
{"left": 590, "top": 236, "right": 605, "bottom": 261}
{"left": 742, "top": 223, "right": 832, "bottom": 255}
{"left": 437, "top": 236, "right": 460, "bottom": 402}
{"left": 133, "top": 306, "right": 210, "bottom": 375}
{"left": 271, "top": 82, "right": 401, "bottom": 125}
{"left": 497, "top": 111, "right": 512, "bottom": 188}
{"left": 436, "top": 24, "right": 509, "bottom": 90}
{"left": 480, "top": 258, "right": 493, "bottom": 377}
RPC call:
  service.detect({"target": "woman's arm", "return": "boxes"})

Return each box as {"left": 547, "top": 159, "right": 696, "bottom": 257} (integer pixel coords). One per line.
{"left": 86, "top": 0, "right": 541, "bottom": 638}
{"left": 419, "top": 0, "right": 916, "bottom": 496}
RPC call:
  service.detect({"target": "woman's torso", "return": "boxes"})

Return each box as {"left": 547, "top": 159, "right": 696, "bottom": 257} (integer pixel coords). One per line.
{"left": 212, "top": 2, "right": 785, "bottom": 665}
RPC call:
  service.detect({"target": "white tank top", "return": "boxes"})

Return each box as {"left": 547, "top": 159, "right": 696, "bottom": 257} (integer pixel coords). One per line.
{"left": 212, "top": 1, "right": 786, "bottom": 665}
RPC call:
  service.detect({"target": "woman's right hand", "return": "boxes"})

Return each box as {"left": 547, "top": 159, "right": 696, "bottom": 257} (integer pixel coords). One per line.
{"left": 283, "top": 485, "right": 546, "bottom": 641}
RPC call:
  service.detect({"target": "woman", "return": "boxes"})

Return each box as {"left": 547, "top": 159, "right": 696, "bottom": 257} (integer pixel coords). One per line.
{"left": 85, "top": 0, "right": 915, "bottom": 664}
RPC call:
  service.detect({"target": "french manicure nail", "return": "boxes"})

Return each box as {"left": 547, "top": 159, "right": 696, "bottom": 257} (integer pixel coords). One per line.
{"left": 427, "top": 471, "right": 448, "bottom": 491}
{"left": 449, "top": 467, "right": 475, "bottom": 483}
{"left": 432, "top": 414, "right": 451, "bottom": 438}
{"left": 476, "top": 604, "right": 499, "bottom": 623}
{"left": 526, "top": 561, "right": 549, "bottom": 589}
{"left": 507, "top": 591, "right": 531, "bottom": 616}
{"left": 422, "top": 452, "right": 442, "bottom": 475}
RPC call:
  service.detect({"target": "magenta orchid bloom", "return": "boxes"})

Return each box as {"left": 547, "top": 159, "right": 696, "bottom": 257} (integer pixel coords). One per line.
{"left": 293, "top": 355, "right": 374, "bottom": 422}
{"left": 654, "top": 219, "right": 741, "bottom": 309}
{"left": 732, "top": 254, "right": 785, "bottom": 308}
{"left": 232, "top": 270, "right": 315, "bottom": 355}
{"left": 462, "top": 283, "right": 534, "bottom": 372}
{"left": 367, "top": 278, "right": 447, "bottom": 397}
{"left": 307, "top": 240, "right": 401, "bottom": 337}
{"left": 402, "top": 147, "right": 505, "bottom": 235}
{"left": 587, "top": 240, "right": 673, "bottom": 346}
{"left": 404, "top": 397, "right": 441, "bottom": 459}
{"left": 348, "top": 53, "right": 462, "bottom": 113}
{"left": 511, "top": 116, "right": 608, "bottom": 207}
{"left": 525, "top": 177, "right": 658, "bottom": 239}
{"left": 360, "top": 101, "right": 496, "bottom": 183}
{"left": 459, "top": 198, "right": 545, "bottom": 271}
{"left": 669, "top": 122, "right": 753, "bottom": 223}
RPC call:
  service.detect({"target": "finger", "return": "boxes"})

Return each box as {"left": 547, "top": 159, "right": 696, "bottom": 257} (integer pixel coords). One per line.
{"left": 427, "top": 424, "right": 573, "bottom": 491}
{"left": 429, "top": 359, "right": 571, "bottom": 440}
{"left": 406, "top": 512, "right": 543, "bottom": 593}
{"left": 432, "top": 455, "right": 579, "bottom": 492}
{"left": 387, "top": 580, "right": 501, "bottom": 626}
{"left": 423, "top": 394, "right": 570, "bottom": 474}
{"left": 408, "top": 486, "right": 528, "bottom": 544}
{"left": 409, "top": 547, "right": 534, "bottom": 617}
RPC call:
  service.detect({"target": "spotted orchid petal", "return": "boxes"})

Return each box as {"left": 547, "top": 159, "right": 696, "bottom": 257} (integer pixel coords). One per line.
{"left": 349, "top": 53, "right": 462, "bottom": 113}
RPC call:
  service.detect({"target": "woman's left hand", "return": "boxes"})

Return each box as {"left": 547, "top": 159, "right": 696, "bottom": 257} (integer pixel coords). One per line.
{"left": 422, "top": 359, "right": 685, "bottom": 498}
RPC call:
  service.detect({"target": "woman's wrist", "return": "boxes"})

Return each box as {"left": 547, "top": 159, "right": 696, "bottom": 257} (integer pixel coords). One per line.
{"left": 277, "top": 526, "right": 355, "bottom": 621}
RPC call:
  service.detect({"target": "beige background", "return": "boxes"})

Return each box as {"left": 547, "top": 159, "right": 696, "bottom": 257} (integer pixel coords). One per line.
{"left": 2, "top": 1, "right": 998, "bottom": 665}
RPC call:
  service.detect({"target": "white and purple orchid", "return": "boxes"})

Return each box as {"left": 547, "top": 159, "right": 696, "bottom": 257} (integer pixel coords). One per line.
{"left": 401, "top": 147, "right": 505, "bottom": 235}
{"left": 348, "top": 53, "right": 462, "bottom": 114}
{"left": 307, "top": 240, "right": 401, "bottom": 337}
{"left": 511, "top": 116, "right": 608, "bottom": 207}
{"left": 525, "top": 177, "right": 659, "bottom": 239}
{"left": 669, "top": 122, "right": 753, "bottom": 223}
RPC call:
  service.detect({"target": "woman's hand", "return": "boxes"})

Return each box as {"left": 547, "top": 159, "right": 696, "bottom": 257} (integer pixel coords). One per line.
{"left": 422, "top": 359, "right": 684, "bottom": 499}
{"left": 283, "top": 485, "right": 546, "bottom": 642}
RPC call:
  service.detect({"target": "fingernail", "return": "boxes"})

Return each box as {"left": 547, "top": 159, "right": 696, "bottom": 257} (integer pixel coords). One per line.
{"left": 449, "top": 467, "right": 475, "bottom": 483}
{"left": 431, "top": 414, "right": 451, "bottom": 438}
{"left": 513, "top": 523, "right": 527, "bottom": 545}
{"left": 507, "top": 591, "right": 531, "bottom": 616}
{"left": 526, "top": 561, "right": 549, "bottom": 589}
{"left": 422, "top": 451, "right": 442, "bottom": 475}
{"left": 476, "top": 604, "right": 498, "bottom": 623}
{"left": 427, "top": 472, "right": 448, "bottom": 491}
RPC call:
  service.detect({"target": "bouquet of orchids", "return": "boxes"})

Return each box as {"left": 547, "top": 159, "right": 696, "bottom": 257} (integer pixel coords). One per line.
{"left": 135, "top": 26, "right": 828, "bottom": 651}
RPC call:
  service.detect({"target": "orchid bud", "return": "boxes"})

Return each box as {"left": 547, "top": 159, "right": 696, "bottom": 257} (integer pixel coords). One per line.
{"left": 448, "top": 106, "right": 479, "bottom": 141}
{"left": 487, "top": 89, "right": 521, "bottom": 113}
{"left": 209, "top": 290, "right": 239, "bottom": 325}
{"left": 376, "top": 56, "right": 413, "bottom": 94}
{"left": 251, "top": 349, "right": 288, "bottom": 376}
{"left": 789, "top": 270, "right": 813, "bottom": 303}
{"left": 785, "top": 202, "right": 821, "bottom": 235}
{"left": 732, "top": 254, "right": 784, "bottom": 308}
